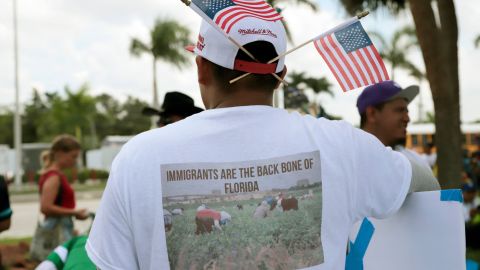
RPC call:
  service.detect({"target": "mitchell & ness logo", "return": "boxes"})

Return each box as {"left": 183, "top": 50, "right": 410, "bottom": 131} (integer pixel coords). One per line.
{"left": 238, "top": 28, "right": 277, "bottom": 38}
{"left": 196, "top": 34, "right": 205, "bottom": 51}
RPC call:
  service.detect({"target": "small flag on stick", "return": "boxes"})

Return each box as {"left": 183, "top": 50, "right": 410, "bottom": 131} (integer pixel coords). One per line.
{"left": 313, "top": 21, "right": 389, "bottom": 92}
{"left": 190, "top": 0, "right": 283, "bottom": 34}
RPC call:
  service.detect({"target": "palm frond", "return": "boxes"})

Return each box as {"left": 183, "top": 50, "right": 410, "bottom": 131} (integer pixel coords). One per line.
{"left": 339, "top": 0, "right": 407, "bottom": 16}
{"left": 368, "top": 31, "right": 388, "bottom": 51}
{"left": 288, "top": 71, "right": 333, "bottom": 95}
{"left": 292, "top": 0, "right": 319, "bottom": 12}
{"left": 130, "top": 38, "right": 150, "bottom": 57}
{"left": 150, "top": 19, "right": 192, "bottom": 69}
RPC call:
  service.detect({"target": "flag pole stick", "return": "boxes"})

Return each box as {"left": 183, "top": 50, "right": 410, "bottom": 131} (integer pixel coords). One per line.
{"left": 229, "top": 11, "right": 370, "bottom": 83}
{"left": 269, "top": 11, "right": 369, "bottom": 64}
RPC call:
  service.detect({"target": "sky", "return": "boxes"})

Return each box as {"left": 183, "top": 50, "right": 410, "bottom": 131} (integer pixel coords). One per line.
{"left": 0, "top": 0, "right": 479, "bottom": 126}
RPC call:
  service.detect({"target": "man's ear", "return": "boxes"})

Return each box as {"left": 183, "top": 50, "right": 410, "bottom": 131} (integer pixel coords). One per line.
{"left": 365, "top": 106, "right": 377, "bottom": 124}
{"left": 274, "top": 65, "right": 288, "bottom": 90}
{"left": 196, "top": 56, "right": 211, "bottom": 86}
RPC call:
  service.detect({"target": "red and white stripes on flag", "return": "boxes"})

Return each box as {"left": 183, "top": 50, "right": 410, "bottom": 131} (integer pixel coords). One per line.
{"left": 314, "top": 32, "right": 389, "bottom": 92}
{"left": 215, "top": 0, "right": 283, "bottom": 34}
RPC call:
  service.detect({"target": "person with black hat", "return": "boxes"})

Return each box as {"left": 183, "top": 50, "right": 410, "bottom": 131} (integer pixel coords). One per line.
{"left": 87, "top": 12, "right": 439, "bottom": 270}
{"left": 142, "top": 91, "right": 203, "bottom": 127}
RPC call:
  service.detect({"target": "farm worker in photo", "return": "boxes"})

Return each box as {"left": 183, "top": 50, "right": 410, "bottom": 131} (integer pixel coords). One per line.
{"left": 263, "top": 196, "right": 277, "bottom": 210}
{"left": 253, "top": 200, "right": 270, "bottom": 219}
{"left": 195, "top": 209, "right": 231, "bottom": 234}
{"left": 196, "top": 203, "right": 208, "bottom": 211}
{"left": 163, "top": 209, "right": 173, "bottom": 232}
{"left": 86, "top": 7, "right": 440, "bottom": 269}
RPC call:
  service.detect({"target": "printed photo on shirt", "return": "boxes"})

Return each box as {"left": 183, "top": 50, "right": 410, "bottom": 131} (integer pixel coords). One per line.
{"left": 161, "top": 151, "right": 323, "bottom": 270}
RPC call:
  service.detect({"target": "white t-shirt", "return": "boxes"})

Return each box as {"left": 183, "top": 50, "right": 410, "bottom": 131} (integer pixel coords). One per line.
{"left": 86, "top": 106, "right": 411, "bottom": 270}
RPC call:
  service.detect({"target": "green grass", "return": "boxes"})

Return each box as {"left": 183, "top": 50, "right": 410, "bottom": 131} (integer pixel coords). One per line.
{"left": 0, "top": 236, "right": 32, "bottom": 245}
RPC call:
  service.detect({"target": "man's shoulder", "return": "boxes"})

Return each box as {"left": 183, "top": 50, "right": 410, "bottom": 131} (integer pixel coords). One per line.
{"left": 123, "top": 119, "right": 195, "bottom": 150}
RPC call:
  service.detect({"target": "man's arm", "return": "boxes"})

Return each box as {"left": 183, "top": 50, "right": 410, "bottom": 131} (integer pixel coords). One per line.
{"left": 214, "top": 219, "right": 222, "bottom": 231}
{"left": 0, "top": 218, "right": 10, "bottom": 233}
{"left": 406, "top": 154, "right": 441, "bottom": 193}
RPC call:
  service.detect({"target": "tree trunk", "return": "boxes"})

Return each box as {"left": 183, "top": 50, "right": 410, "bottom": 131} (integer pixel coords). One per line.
{"left": 152, "top": 57, "right": 159, "bottom": 128}
{"left": 153, "top": 57, "right": 159, "bottom": 109}
{"left": 409, "top": 0, "right": 462, "bottom": 189}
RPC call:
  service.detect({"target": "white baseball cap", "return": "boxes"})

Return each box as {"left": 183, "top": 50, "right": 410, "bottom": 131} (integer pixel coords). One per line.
{"left": 186, "top": 17, "right": 287, "bottom": 74}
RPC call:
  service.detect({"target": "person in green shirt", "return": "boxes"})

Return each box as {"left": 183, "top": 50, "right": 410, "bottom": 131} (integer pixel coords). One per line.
{"left": 35, "top": 235, "right": 95, "bottom": 270}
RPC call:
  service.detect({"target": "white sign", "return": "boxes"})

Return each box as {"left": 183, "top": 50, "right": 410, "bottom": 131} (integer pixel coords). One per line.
{"left": 348, "top": 190, "right": 465, "bottom": 270}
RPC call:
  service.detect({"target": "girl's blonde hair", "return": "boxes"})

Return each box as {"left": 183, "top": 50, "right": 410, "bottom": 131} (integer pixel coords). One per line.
{"left": 45, "top": 135, "right": 81, "bottom": 168}
{"left": 40, "top": 150, "right": 51, "bottom": 170}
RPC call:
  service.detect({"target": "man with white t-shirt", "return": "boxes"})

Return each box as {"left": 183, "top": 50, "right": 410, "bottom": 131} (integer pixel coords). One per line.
{"left": 86, "top": 15, "right": 439, "bottom": 270}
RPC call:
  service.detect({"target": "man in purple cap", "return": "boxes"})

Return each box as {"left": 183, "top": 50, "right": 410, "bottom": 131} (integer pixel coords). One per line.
{"left": 357, "top": 80, "right": 431, "bottom": 168}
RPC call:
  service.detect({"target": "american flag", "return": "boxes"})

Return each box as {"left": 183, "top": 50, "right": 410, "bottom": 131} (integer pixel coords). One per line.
{"left": 191, "top": 0, "right": 283, "bottom": 34}
{"left": 314, "top": 21, "right": 389, "bottom": 92}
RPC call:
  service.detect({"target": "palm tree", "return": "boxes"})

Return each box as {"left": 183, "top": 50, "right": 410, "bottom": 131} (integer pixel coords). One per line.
{"left": 43, "top": 84, "right": 97, "bottom": 148}
{"left": 284, "top": 71, "right": 334, "bottom": 117}
{"left": 475, "top": 35, "right": 480, "bottom": 48}
{"left": 267, "top": 0, "right": 319, "bottom": 43}
{"left": 130, "top": 18, "right": 191, "bottom": 111}
{"left": 287, "top": 71, "right": 333, "bottom": 96}
{"left": 338, "top": 0, "right": 462, "bottom": 189}
{"left": 371, "top": 27, "right": 429, "bottom": 123}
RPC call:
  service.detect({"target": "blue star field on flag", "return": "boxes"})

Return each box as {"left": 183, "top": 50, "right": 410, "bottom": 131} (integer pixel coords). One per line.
{"left": 334, "top": 22, "right": 373, "bottom": 54}
{"left": 193, "top": 0, "right": 236, "bottom": 19}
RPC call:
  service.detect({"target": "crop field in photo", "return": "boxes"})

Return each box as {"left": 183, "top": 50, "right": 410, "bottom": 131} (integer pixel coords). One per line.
{"left": 165, "top": 187, "right": 323, "bottom": 270}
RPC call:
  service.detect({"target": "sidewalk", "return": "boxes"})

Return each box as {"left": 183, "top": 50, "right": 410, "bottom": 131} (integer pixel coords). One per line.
{"left": 8, "top": 180, "right": 106, "bottom": 203}
{"left": 3, "top": 195, "right": 103, "bottom": 239}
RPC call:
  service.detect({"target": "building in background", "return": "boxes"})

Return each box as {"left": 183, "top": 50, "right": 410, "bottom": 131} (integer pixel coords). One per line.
{"left": 86, "top": 136, "right": 133, "bottom": 171}
{"left": 406, "top": 123, "right": 480, "bottom": 154}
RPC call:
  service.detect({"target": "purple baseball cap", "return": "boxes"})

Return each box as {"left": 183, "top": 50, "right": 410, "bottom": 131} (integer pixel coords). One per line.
{"left": 356, "top": 80, "right": 419, "bottom": 114}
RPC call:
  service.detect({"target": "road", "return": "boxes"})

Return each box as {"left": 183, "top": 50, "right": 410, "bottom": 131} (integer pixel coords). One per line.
{"left": 1, "top": 192, "right": 102, "bottom": 239}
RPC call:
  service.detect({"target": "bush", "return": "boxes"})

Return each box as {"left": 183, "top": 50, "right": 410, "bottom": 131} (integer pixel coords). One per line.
{"left": 76, "top": 168, "right": 109, "bottom": 183}
{"left": 17, "top": 168, "right": 110, "bottom": 184}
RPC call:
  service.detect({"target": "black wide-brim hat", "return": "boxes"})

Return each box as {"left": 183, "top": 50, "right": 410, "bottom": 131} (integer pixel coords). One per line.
{"left": 142, "top": 91, "right": 203, "bottom": 117}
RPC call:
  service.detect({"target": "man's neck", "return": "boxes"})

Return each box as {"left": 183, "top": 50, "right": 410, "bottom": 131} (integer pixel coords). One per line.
{"left": 209, "top": 88, "right": 274, "bottom": 109}
{"left": 361, "top": 126, "right": 392, "bottom": 147}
